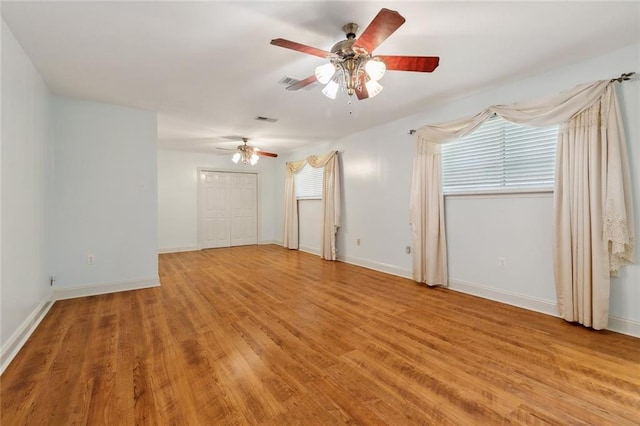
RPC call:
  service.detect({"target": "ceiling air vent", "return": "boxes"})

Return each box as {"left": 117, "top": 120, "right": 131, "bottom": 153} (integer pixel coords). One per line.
{"left": 255, "top": 116, "right": 278, "bottom": 123}
{"left": 279, "top": 76, "right": 300, "bottom": 86}
{"left": 278, "top": 76, "right": 318, "bottom": 91}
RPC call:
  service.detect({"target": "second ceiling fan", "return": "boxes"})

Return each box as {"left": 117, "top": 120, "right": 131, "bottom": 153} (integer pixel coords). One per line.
{"left": 270, "top": 8, "right": 440, "bottom": 100}
{"left": 217, "top": 138, "right": 278, "bottom": 166}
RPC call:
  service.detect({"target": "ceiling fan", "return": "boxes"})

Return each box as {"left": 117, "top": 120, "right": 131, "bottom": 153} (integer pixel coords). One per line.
{"left": 216, "top": 138, "right": 278, "bottom": 166}
{"left": 270, "top": 8, "right": 440, "bottom": 100}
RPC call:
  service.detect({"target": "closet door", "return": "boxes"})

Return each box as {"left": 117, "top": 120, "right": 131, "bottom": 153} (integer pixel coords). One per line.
{"left": 200, "top": 171, "right": 231, "bottom": 249}
{"left": 230, "top": 173, "right": 258, "bottom": 246}
{"left": 199, "top": 171, "right": 257, "bottom": 249}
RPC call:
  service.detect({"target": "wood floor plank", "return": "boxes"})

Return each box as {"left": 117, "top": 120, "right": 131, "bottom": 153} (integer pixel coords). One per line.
{"left": 2, "top": 245, "right": 639, "bottom": 424}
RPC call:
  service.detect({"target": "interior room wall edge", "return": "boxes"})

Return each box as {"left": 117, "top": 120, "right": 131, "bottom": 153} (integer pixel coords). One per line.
{"left": 0, "top": 292, "right": 54, "bottom": 375}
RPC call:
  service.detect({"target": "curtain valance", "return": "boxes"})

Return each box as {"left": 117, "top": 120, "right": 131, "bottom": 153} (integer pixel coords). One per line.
{"left": 415, "top": 80, "right": 610, "bottom": 144}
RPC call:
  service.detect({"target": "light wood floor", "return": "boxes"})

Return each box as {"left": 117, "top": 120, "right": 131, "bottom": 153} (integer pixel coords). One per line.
{"left": 2, "top": 245, "right": 639, "bottom": 425}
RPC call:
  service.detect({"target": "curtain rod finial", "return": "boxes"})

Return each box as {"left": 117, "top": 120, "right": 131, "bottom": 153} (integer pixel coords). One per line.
{"left": 611, "top": 71, "right": 636, "bottom": 83}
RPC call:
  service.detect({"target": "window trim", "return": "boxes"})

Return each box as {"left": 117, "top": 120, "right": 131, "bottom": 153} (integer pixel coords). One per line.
{"left": 444, "top": 187, "right": 553, "bottom": 198}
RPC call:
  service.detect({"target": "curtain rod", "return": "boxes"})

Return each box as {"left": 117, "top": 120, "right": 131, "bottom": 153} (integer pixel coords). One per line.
{"left": 407, "top": 71, "right": 637, "bottom": 135}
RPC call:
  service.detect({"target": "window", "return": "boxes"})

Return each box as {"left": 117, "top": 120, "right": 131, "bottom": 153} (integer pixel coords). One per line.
{"left": 442, "top": 116, "right": 558, "bottom": 194}
{"left": 295, "top": 163, "right": 323, "bottom": 199}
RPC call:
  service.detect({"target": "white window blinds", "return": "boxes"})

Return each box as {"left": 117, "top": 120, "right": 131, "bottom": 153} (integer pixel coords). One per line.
{"left": 295, "top": 163, "right": 324, "bottom": 199}
{"left": 442, "top": 116, "right": 558, "bottom": 193}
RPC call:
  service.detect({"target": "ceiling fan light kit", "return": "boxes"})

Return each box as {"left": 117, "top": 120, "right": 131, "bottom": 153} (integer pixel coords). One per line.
{"left": 217, "top": 138, "right": 278, "bottom": 166}
{"left": 365, "top": 58, "right": 386, "bottom": 82}
{"left": 311, "top": 22, "right": 387, "bottom": 99}
{"left": 271, "top": 8, "right": 440, "bottom": 101}
{"left": 322, "top": 80, "right": 340, "bottom": 99}
{"left": 314, "top": 62, "right": 336, "bottom": 85}
{"left": 232, "top": 151, "right": 259, "bottom": 166}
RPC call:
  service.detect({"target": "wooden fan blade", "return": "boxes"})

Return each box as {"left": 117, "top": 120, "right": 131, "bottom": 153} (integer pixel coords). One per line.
{"left": 377, "top": 55, "right": 440, "bottom": 72}
{"left": 353, "top": 8, "right": 405, "bottom": 54}
{"left": 254, "top": 151, "right": 278, "bottom": 158}
{"left": 354, "top": 74, "right": 369, "bottom": 100}
{"left": 270, "top": 38, "right": 332, "bottom": 58}
{"left": 354, "top": 86, "right": 369, "bottom": 100}
{"left": 286, "top": 75, "right": 317, "bottom": 91}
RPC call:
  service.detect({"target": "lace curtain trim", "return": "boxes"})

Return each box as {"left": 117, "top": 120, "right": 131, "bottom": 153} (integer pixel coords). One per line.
{"left": 605, "top": 217, "right": 635, "bottom": 276}
{"left": 560, "top": 90, "right": 611, "bottom": 132}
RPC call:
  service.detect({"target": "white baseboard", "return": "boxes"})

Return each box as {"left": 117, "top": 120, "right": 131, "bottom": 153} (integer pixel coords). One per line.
{"left": 299, "top": 245, "right": 321, "bottom": 256}
{"left": 160, "top": 242, "right": 282, "bottom": 253}
{"left": 448, "top": 279, "right": 559, "bottom": 317}
{"left": 448, "top": 279, "right": 640, "bottom": 338}
{"left": 607, "top": 316, "right": 640, "bottom": 338}
{"left": 0, "top": 290, "right": 54, "bottom": 375}
{"left": 259, "top": 240, "right": 281, "bottom": 246}
{"left": 337, "top": 254, "right": 413, "bottom": 279}
{"left": 158, "top": 246, "right": 199, "bottom": 254}
{"left": 53, "top": 276, "right": 160, "bottom": 300}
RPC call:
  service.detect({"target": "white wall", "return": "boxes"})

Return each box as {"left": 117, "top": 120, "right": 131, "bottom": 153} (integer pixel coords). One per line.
{"left": 51, "top": 96, "right": 158, "bottom": 291}
{"left": 609, "top": 78, "right": 640, "bottom": 324}
{"left": 157, "top": 150, "right": 277, "bottom": 252}
{"left": 278, "top": 128, "right": 417, "bottom": 277}
{"left": 445, "top": 194, "right": 556, "bottom": 309}
{"left": 1, "top": 20, "right": 53, "bottom": 356}
{"left": 277, "top": 42, "right": 640, "bottom": 333}
{"left": 298, "top": 199, "right": 322, "bottom": 255}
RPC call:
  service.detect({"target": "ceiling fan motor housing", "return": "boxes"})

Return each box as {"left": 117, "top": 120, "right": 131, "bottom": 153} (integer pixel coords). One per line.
{"left": 332, "top": 23, "right": 369, "bottom": 57}
{"left": 331, "top": 38, "right": 357, "bottom": 57}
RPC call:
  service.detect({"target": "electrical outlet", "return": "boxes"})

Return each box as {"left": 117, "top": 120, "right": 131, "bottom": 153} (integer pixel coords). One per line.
{"left": 87, "top": 254, "right": 96, "bottom": 265}
{"left": 498, "top": 257, "right": 506, "bottom": 268}
{"left": 356, "top": 238, "right": 361, "bottom": 246}
{"left": 405, "top": 246, "right": 412, "bottom": 254}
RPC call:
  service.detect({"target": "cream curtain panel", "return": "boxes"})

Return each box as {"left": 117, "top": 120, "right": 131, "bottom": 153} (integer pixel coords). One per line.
{"left": 283, "top": 159, "right": 307, "bottom": 250}
{"left": 411, "top": 80, "right": 634, "bottom": 328}
{"left": 283, "top": 151, "right": 341, "bottom": 260}
{"left": 409, "top": 141, "right": 449, "bottom": 286}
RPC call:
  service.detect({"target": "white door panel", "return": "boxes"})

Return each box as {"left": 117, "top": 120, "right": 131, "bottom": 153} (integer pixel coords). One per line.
{"left": 200, "top": 171, "right": 257, "bottom": 248}
{"left": 201, "top": 172, "right": 231, "bottom": 248}
{"left": 230, "top": 173, "right": 258, "bottom": 246}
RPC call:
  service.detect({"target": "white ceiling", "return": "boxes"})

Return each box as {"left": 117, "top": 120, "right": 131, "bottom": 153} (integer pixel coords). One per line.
{"left": 2, "top": 1, "right": 639, "bottom": 155}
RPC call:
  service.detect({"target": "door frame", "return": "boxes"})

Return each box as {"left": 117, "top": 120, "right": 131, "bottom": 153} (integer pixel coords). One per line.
{"left": 196, "top": 168, "right": 261, "bottom": 250}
